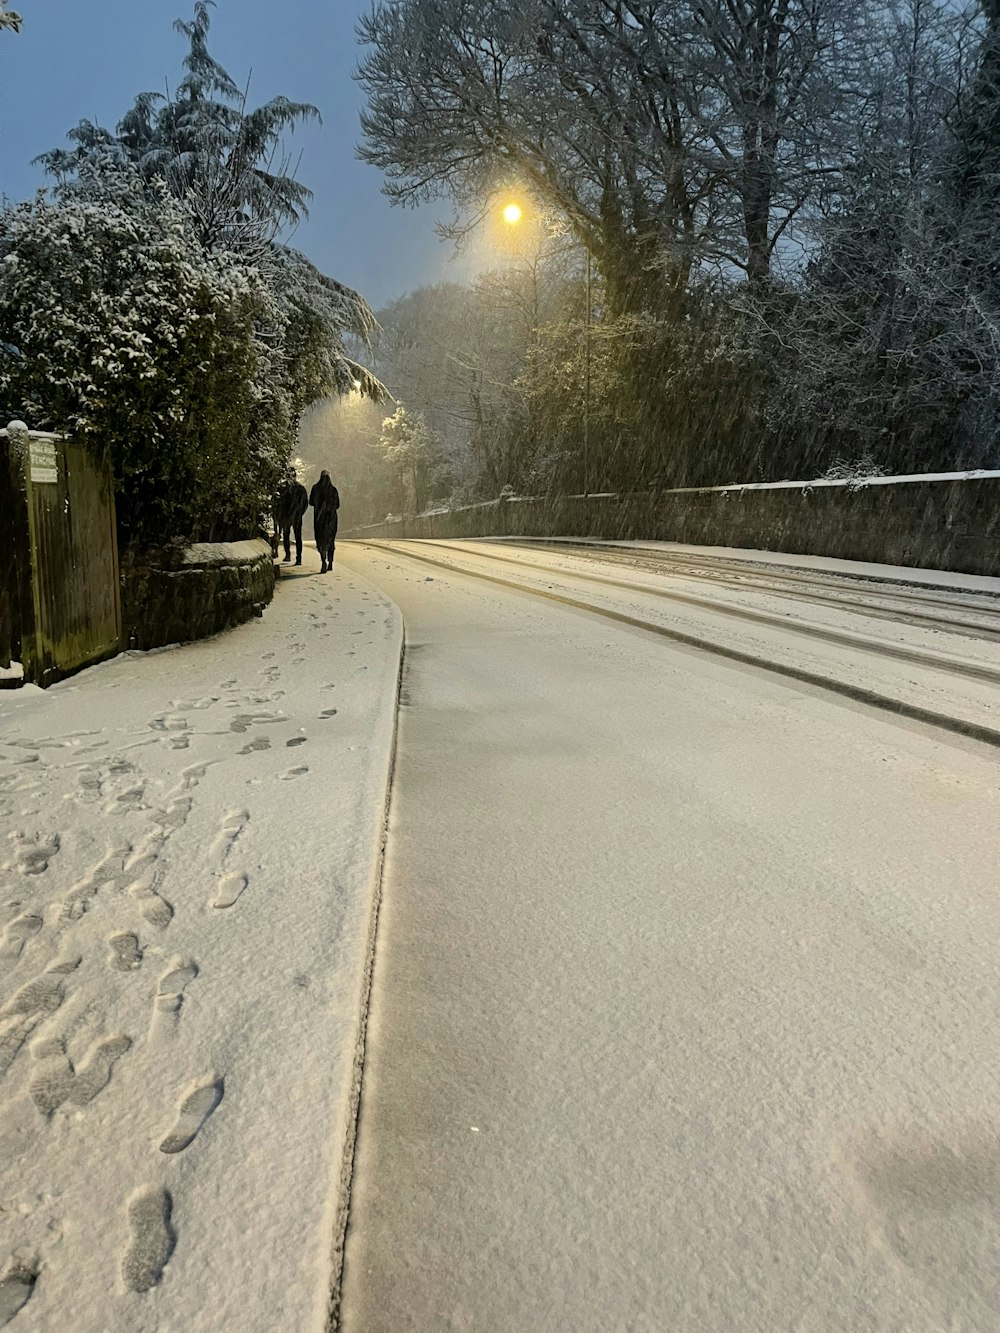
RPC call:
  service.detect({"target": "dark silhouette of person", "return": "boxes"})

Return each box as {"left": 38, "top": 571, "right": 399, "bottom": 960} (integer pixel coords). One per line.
{"left": 275, "top": 478, "right": 309, "bottom": 565}
{"left": 309, "top": 471, "right": 340, "bottom": 573}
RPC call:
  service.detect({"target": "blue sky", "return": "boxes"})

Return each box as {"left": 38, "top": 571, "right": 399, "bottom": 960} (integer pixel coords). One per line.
{"left": 0, "top": 0, "right": 475, "bottom": 308}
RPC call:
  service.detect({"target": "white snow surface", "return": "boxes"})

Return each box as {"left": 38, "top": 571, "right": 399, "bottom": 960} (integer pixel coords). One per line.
{"left": 496, "top": 536, "right": 1000, "bottom": 595}
{"left": 337, "top": 540, "right": 1000, "bottom": 1333}
{"left": 660, "top": 467, "right": 1000, "bottom": 492}
{"left": 0, "top": 553, "right": 401, "bottom": 1331}
{"left": 179, "top": 539, "right": 273, "bottom": 567}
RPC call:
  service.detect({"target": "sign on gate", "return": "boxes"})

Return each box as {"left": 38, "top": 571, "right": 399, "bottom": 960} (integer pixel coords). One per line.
{"left": 28, "top": 438, "right": 58, "bottom": 483}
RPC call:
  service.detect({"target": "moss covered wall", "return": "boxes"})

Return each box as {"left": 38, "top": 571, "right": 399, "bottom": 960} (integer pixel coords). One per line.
{"left": 344, "top": 474, "right": 1000, "bottom": 578}
{"left": 122, "top": 539, "right": 275, "bottom": 651}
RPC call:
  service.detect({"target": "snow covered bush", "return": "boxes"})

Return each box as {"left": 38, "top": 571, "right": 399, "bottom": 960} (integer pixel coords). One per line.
{"left": 822, "top": 453, "right": 890, "bottom": 482}
{"left": 0, "top": 163, "right": 273, "bottom": 543}
{"left": 0, "top": 2, "right": 380, "bottom": 547}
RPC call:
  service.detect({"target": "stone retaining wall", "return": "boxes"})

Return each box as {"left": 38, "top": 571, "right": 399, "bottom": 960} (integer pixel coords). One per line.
{"left": 121, "top": 539, "right": 275, "bottom": 650}
{"left": 345, "top": 472, "right": 1000, "bottom": 578}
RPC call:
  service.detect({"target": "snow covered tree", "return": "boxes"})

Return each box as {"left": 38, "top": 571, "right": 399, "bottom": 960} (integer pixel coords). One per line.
{"left": 40, "top": 3, "right": 313, "bottom": 256}
{"left": 0, "top": 160, "right": 276, "bottom": 542}
{"left": 38, "top": 3, "right": 380, "bottom": 401}
{"left": 353, "top": 0, "right": 994, "bottom": 494}
{"left": 358, "top": 0, "right": 870, "bottom": 309}
{"left": 375, "top": 406, "right": 446, "bottom": 514}
{"left": 11, "top": 2, "right": 382, "bottom": 546}
{"left": 950, "top": 1, "right": 1000, "bottom": 304}
{"left": 729, "top": 0, "right": 1000, "bottom": 476}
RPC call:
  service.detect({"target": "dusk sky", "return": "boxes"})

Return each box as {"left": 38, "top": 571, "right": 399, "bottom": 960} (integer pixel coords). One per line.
{"left": 0, "top": 0, "right": 478, "bottom": 309}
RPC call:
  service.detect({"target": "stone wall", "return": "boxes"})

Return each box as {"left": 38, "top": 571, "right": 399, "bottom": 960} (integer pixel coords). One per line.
{"left": 121, "top": 539, "right": 275, "bottom": 651}
{"left": 344, "top": 471, "right": 1000, "bottom": 578}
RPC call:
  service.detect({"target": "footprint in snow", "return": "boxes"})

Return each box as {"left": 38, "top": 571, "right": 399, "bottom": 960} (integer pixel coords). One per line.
{"left": 0, "top": 914, "right": 43, "bottom": 976}
{"left": 212, "top": 873, "right": 248, "bottom": 909}
{"left": 122, "top": 1188, "right": 175, "bottom": 1293}
{"left": 158, "top": 961, "right": 197, "bottom": 998}
{"left": 238, "top": 737, "right": 271, "bottom": 755}
{"left": 6, "top": 832, "right": 61, "bottom": 876}
{"left": 29, "top": 1034, "right": 132, "bottom": 1115}
{"left": 155, "top": 961, "right": 198, "bottom": 1021}
{"left": 108, "top": 933, "right": 142, "bottom": 972}
{"left": 0, "top": 1263, "right": 37, "bottom": 1326}
{"left": 160, "top": 1075, "right": 224, "bottom": 1154}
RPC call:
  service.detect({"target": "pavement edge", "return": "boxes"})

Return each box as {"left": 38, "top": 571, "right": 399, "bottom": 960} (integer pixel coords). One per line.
{"left": 325, "top": 614, "right": 406, "bottom": 1332}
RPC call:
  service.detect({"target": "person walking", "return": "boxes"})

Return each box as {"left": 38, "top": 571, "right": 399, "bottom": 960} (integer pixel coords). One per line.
{"left": 276, "top": 477, "right": 309, "bottom": 565}
{"left": 309, "top": 471, "right": 340, "bottom": 573}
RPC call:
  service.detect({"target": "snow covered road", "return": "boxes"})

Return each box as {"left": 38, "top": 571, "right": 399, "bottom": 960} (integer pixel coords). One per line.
{"left": 0, "top": 552, "right": 401, "bottom": 1332}
{"left": 337, "top": 538, "right": 1000, "bottom": 1333}
{"left": 369, "top": 538, "right": 1000, "bottom": 745}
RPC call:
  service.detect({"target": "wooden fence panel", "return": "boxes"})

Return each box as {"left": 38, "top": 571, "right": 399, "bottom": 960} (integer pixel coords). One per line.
{"left": 0, "top": 434, "right": 23, "bottom": 670}
{"left": 2, "top": 424, "right": 121, "bottom": 685}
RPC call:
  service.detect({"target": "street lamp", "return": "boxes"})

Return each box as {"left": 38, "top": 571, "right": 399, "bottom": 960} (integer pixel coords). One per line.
{"left": 583, "top": 248, "right": 591, "bottom": 500}
{"left": 502, "top": 199, "right": 591, "bottom": 497}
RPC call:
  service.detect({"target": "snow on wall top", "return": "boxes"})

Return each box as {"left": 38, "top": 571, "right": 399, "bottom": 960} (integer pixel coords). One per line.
{"left": 180, "top": 539, "right": 273, "bottom": 567}
{"left": 416, "top": 469, "right": 1000, "bottom": 517}
{"left": 0, "top": 425, "right": 62, "bottom": 442}
{"left": 662, "top": 468, "right": 1000, "bottom": 495}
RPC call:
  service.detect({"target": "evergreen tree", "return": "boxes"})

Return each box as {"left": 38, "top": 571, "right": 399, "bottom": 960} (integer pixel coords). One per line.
{"left": 7, "top": 1, "right": 383, "bottom": 547}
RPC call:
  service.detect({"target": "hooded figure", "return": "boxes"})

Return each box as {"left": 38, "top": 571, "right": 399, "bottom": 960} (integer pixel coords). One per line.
{"left": 309, "top": 471, "right": 340, "bottom": 573}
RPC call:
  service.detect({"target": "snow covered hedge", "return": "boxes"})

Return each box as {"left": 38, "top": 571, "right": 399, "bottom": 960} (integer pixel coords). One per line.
{"left": 0, "top": 4, "right": 381, "bottom": 549}
{"left": 0, "top": 170, "right": 272, "bottom": 544}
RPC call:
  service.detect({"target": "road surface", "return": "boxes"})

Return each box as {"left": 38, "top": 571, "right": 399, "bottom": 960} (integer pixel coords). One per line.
{"left": 337, "top": 538, "right": 1000, "bottom": 1333}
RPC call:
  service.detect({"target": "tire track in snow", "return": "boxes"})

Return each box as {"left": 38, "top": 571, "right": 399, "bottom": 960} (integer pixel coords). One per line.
{"left": 365, "top": 541, "right": 1000, "bottom": 751}
{"left": 421, "top": 539, "right": 1000, "bottom": 686}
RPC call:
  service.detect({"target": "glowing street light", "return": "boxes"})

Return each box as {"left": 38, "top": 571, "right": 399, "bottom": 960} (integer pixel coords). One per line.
{"left": 499, "top": 195, "right": 590, "bottom": 495}
{"left": 583, "top": 248, "right": 591, "bottom": 499}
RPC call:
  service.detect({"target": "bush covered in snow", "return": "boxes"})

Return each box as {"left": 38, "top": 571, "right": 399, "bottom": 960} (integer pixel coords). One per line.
{"left": 0, "top": 166, "right": 267, "bottom": 541}
{"left": 821, "top": 453, "right": 890, "bottom": 483}
{"left": 0, "top": 2, "right": 380, "bottom": 547}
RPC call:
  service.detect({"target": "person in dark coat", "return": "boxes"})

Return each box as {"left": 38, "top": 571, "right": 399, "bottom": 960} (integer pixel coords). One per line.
{"left": 309, "top": 471, "right": 340, "bottom": 573}
{"left": 275, "top": 477, "right": 309, "bottom": 565}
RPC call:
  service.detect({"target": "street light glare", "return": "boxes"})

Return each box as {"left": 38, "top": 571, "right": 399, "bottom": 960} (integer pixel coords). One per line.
{"left": 502, "top": 203, "right": 522, "bottom": 224}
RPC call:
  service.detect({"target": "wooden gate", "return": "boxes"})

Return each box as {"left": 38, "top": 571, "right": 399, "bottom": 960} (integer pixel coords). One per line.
{"left": 1, "top": 422, "right": 121, "bottom": 686}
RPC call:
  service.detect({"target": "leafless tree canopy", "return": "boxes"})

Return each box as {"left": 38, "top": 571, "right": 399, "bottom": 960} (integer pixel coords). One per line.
{"left": 354, "top": 0, "right": 999, "bottom": 487}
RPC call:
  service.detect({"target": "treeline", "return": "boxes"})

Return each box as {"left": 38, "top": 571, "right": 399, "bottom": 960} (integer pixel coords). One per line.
{"left": 342, "top": 0, "right": 1000, "bottom": 506}
{"left": 0, "top": 3, "right": 379, "bottom": 549}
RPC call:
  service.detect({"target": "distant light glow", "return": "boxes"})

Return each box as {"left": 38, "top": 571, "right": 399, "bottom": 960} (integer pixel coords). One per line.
{"left": 502, "top": 203, "right": 523, "bottom": 225}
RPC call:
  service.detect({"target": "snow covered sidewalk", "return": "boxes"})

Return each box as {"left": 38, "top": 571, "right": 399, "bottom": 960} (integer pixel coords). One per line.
{"left": 0, "top": 550, "right": 402, "bottom": 1331}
